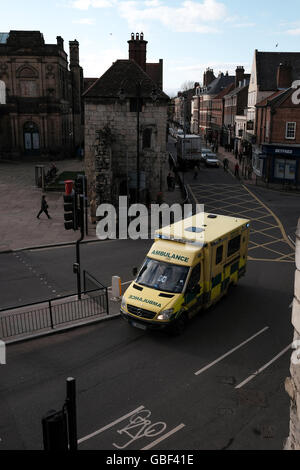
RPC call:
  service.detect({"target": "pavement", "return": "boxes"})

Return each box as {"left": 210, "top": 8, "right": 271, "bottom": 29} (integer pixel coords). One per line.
{"left": 215, "top": 145, "right": 256, "bottom": 184}
{"left": 0, "top": 158, "right": 184, "bottom": 253}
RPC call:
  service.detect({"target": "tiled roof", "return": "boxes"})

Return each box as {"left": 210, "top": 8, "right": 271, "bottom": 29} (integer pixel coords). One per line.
{"left": 225, "top": 83, "right": 249, "bottom": 98}
{"left": 84, "top": 78, "right": 98, "bottom": 92}
{"left": 255, "top": 89, "right": 289, "bottom": 107}
{"left": 214, "top": 83, "right": 235, "bottom": 100}
{"left": 256, "top": 51, "right": 300, "bottom": 91}
{"left": 203, "top": 74, "right": 235, "bottom": 96}
{"left": 83, "top": 59, "right": 169, "bottom": 100}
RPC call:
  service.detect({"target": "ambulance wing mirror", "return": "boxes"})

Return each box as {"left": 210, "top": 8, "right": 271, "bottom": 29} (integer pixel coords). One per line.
{"left": 132, "top": 267, "right": 138, "bottom": 277}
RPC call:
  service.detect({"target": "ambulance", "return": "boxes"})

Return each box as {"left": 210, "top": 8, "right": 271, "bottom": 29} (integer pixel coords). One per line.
{"left": 121, "top": 213, "right": 250, "bottom": 334}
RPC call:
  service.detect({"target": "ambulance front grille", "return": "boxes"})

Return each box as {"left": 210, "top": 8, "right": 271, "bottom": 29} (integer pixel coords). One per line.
{"left": 127, "top": 304, "right": 156, "bottom": 320}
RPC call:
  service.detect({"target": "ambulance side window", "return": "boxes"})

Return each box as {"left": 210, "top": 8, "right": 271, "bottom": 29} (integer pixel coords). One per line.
{"left": 216, "top": 245, "right": 223, "bottom": 265}
{"left": 227, "top": 235, "right": 241, "bottom": 257}
{"left": 186, "top": 263, "right": 201, "bottom": 292}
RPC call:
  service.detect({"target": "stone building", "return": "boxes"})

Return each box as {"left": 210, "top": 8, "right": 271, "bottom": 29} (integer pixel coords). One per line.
{"left": 285, "top": 219, "right": 300, "bottom": 450}
{"left": 83, "top": 33, "right": 169, "bottom": 214}
{"left": 0, "top": 30, "right": 84, "bottom": 160}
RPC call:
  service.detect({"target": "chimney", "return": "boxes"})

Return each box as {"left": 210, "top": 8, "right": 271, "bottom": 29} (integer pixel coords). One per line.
{"left": 203, "top": 68, "right": 215, "bottom": 87}
{"left": 235, "top": 66, "right": 245, "bottom": 88}
{"left": 69, "top": 40, "right": 79, "bottom": 68}
{"left": 56, "top": 36, "right": 64, "bottom": 49}
{"left": 277, "top": 63, "right": 292, "bottom": 89}
{"left": 128, "top": 32, "right": 148, "bottom": 71}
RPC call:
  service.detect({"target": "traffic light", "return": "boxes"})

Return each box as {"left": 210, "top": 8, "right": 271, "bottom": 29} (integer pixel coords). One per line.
{"left": 74, "top": 176, "right": 84, "bottom": 195}
{"left": 63, "top": 193, "right": 77, "bottom": 230}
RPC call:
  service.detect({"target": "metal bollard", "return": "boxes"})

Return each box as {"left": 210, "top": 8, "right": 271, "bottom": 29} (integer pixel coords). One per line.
{"left": 111, "top": 276, "right": 122, "bottom": 301}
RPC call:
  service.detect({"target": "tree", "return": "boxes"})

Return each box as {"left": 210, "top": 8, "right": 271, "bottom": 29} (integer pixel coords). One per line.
{"left": 180, "top": 80, "right": 195, "bottom": 92}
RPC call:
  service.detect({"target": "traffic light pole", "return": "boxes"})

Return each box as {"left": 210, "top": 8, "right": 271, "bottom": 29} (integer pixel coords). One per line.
{"left": 76, "top": 195, "right": 84, "bottom": 301}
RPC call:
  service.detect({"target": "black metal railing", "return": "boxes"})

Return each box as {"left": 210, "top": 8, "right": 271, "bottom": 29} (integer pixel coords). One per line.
{"left": 0, "top": 276, "right": 109, "bottom": 340}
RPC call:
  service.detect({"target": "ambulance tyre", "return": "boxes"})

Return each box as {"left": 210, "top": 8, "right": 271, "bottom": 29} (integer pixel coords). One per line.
{"left": 169, "top": 313, "right": 188, "bottom": 336}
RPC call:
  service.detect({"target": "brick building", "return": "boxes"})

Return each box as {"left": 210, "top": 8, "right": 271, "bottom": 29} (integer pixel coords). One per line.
{"left": 191, "top": 70, "right": 235, "bottom": 139}
{"left": 83, "top": 33, "right": 169, "bottom": 215}
{"left": 0, "top": 30, "right": 84, "bottom": 160}
{"left": 254, "top": 86, "right": 300, "bottom": 185}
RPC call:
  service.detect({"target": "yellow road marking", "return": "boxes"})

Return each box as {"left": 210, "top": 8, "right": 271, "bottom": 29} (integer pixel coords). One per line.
{"left": 188, "top": 182, "right": 295, "bottom": 262}
{"left": 242, "top": 185, "right": 295, "bottom": 251}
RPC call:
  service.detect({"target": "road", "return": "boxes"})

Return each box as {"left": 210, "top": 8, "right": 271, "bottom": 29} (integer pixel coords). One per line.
{"left": 0, "top": 141, "right": 299, "bottom": 450}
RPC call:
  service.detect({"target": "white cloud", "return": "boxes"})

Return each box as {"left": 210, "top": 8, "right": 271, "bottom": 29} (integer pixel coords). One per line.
{"left": 80, "top": 47, "right": 125, "bottom": 77}
{"left": 286, "top": 28, "right": 300, "bottom": 36}
{"left": 233, "top": 22, "right": 256, "bottom": 28}
{"left": 71, "top": 0, "right": 115, "bottom": 9}
{"left": 72, "top": 17, "right": 96, "bottom": 24}
{"left": 118, "top": 0, "right": 227, "bottom": 33}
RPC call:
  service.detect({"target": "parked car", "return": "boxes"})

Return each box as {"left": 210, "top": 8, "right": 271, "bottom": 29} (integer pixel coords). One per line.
{"left": 203, "top": 153, "right": 220, "bottom": 167}
{"left": 200, "top": 149, "right": 211, "bottom": 162}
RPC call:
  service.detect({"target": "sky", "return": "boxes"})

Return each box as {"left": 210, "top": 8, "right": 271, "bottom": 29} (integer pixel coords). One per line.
{"left": 2, "top": 0, "right": 300, "bottom": 97}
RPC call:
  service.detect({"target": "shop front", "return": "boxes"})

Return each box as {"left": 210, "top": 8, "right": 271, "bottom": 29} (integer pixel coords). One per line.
{"left": 260, "top": 145, "right": 300, "bottom": 185}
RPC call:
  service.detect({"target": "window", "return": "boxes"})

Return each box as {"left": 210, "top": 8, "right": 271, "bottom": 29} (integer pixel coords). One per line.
{"left": 227, "top": 235, "right": 241, "bottom": 257}
{"left": 24, "top": 121, "right": 40, "bottom": 151}
{"left": 186, "top": 264, "right": 201, "bottom": 292}
{"left": 20, "top": 80, "right": 38, "bottom": 97}
{"left": 136, "top": 258, "right": 189, "bottom": 294}
{"left": 286, "top": 122, "right": 296, "bottom": 140}
{"left": 216, "top": 245, "right": 223, "bottom": 265}
{"left": 142, "top": 128, "right": 152, "bottom": 149}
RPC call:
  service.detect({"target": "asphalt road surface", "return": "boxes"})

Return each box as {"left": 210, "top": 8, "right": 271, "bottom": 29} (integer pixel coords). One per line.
{"left": 0, "top": 149, "right": 299, "bottom": 450}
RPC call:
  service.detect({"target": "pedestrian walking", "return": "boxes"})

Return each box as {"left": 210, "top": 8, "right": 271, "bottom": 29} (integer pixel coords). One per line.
{"left": 234, "top": 163, "right": 240, "bottom": 178}
{"left": 193, "top": 165, "right": 199, "bottom": 180}
{"left": 223, "top": 158, "right": 229, "bottom": 172}
{"left": 37, "top": 195, "right": 51, "bottom": 219}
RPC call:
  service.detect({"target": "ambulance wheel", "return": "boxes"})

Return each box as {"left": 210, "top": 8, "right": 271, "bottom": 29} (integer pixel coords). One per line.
{"left": 169, "top": 314, "right": 188, "bottom": 336}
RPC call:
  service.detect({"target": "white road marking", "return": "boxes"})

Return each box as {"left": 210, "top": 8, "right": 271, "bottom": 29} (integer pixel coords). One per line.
{"left": 194, "top": 327, "right": 269, "bottom": 376}
{"left": 235, "top": 344, "right": 291, "bottom": 389}
{"left": 141, "top": 424, "right": 186, "bottom": 450}
{"left": 77, "top": 406, "right": 145, "bottom": 444}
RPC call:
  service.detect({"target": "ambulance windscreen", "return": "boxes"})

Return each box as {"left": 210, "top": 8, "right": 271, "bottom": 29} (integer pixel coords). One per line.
{"left": 136, "top": 258, "right": 189, "bottom": 294}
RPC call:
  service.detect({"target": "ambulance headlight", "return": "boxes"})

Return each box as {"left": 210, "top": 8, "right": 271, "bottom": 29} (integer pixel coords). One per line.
{"left": 121, "top": 296, "right": 127, "bottom": 311}
{"left": 157, "top": 308, "right": 174, "bottom": 321}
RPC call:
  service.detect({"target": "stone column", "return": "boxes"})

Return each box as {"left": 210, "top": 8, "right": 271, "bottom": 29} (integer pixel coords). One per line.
{"left": 285, "top": 218, "right": 300, "bottom": 450}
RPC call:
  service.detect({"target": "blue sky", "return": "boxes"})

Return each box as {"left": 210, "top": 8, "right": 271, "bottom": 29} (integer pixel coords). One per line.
{"left": 2, "top": 0, "right": 300, "bottom": 96}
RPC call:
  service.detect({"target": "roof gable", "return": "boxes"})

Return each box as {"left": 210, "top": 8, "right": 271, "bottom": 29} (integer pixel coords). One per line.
{"left": 83, "top": 59, "right": 169, "bottom": 100}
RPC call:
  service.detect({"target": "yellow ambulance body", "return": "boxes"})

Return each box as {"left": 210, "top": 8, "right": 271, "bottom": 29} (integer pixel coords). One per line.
{"left": 121, "top": 213, "right": 250, "bottom": 333}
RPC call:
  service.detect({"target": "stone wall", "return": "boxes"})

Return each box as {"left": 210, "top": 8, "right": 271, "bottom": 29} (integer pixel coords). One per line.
{"left": 285, "top": 218, "right": 300, "bottom": 450}
{"left": 84, "top": 98, "right": 168, "bottom": 210}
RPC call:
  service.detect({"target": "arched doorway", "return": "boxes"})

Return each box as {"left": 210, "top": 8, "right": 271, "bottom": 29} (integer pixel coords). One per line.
{"left": 24, "top": 121, "right": 40, "bottom": 153}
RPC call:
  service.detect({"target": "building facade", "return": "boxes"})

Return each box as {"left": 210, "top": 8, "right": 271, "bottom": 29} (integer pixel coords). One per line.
{"left": 0, "top": 30, "right": 84, "bottom": 160}
{"left": 191, "top": 70, "right": 235, "bottom": 140}
{"left": 253, "top": 86, "right": 300, "bottom": 185}
{"left": 83, "top": 34, "right": 169, "bottom": 216}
